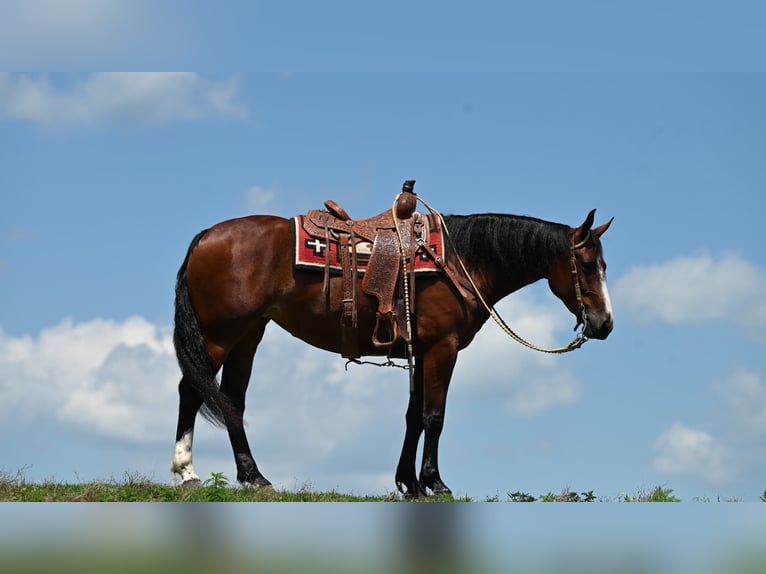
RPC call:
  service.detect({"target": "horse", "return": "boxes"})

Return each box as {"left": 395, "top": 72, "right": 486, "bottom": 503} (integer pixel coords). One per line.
{"left": 170, "top": 204, "right": 613, "bottom": 497}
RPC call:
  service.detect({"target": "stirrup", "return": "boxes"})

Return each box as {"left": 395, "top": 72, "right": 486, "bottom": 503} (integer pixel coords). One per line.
{"left": 371, "top": 311, "right": 399, "bottom": 348}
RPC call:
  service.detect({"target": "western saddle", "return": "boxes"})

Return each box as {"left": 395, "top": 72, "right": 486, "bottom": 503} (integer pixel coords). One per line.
{"left": 301, "top": 180, "right": 429, "bottom": 359}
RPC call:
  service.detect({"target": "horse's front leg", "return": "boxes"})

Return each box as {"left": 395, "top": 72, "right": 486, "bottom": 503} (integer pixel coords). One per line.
{"left": 418, "top": 342, "right": 457, "bottom": 496}
{"left": 395, "top": 357, "right": 427, "bottom": 498}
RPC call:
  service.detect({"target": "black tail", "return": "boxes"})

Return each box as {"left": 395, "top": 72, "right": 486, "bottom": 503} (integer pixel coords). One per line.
{"left": 173, "top": 229, "right": 228, "bottom": 427}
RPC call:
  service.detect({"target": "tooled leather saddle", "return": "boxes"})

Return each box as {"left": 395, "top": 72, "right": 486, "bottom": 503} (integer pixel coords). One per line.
{"left": 300, "top": 180, "right": 424, "bottom": 359}
{"left": 298, "top": 180, "right": 473, "bottom": 359}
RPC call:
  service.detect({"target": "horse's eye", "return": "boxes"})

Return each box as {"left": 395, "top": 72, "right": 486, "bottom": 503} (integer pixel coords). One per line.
{"left": 581, "top": 262, "right": 598, "bottom": 276}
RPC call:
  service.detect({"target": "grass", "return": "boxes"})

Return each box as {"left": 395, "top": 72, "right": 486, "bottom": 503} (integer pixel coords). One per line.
{"left": 0, "top": 469, "right": 761, "bottom": 502}
{"left": 0, "top": 469, "right": 391, "bottom": 502}
{"left": 504, "top": 485, "right": 680, "bottom": 502}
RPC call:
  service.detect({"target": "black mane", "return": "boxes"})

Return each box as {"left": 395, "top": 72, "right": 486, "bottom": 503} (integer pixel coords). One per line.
{"left": 442, "top": 213, "right": 570, "bottom": 279}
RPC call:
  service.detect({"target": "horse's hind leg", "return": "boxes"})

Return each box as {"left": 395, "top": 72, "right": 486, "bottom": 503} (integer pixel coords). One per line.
{"left": 219, "top": 320, "right": 273, "bottom": 489}
{"left": 170, "top": 377, "right": 204, "bottom": 485}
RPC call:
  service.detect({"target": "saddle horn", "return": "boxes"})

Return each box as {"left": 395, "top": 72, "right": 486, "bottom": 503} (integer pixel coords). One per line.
{"left": 395, "top": 179, "right": 417, "bottom": 220}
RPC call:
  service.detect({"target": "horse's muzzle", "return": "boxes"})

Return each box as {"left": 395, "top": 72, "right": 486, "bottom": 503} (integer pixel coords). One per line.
{"left": 584, "top": 314, "right": 613, "bottom": 340}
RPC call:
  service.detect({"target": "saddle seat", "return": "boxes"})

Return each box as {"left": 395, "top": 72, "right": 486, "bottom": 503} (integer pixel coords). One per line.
{"left": 304, "top": 200, "right": 419, "bottom": 246}
{"left": 301, "top": 181, "right": 424, "bottom": 359}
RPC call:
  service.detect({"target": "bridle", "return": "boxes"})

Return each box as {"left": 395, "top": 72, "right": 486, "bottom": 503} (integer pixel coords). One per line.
{"left": 570, "top": 230, "right": 592, "bottom": 337}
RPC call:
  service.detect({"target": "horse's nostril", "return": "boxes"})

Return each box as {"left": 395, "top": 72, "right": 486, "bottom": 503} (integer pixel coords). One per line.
{"left": 586, "top": 315, "right": 613, "bottom": 339}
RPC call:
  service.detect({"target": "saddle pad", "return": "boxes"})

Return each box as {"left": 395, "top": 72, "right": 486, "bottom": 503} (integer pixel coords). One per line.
{"left": 292, "top": 214, "right": 446, "bottom": 275}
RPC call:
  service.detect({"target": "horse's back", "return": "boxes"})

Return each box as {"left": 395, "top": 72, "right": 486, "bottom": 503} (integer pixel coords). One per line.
{"left": 183, "top": 213, "right": 477, "bottom": 356}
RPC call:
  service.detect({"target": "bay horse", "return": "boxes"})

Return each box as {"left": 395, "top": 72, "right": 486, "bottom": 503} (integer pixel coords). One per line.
{"left": 170, "top": 204, "right": 613, "bottom": 497}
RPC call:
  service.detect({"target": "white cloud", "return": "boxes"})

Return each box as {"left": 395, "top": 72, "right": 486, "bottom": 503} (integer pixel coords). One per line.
{"left": 239, "top": 326, "right": 404, "bottom": 462}
{"left": 650, "top": 369, "right": 766, "bottom": 487}
{"left": 0, "top": 317, "right": 177, "bottom": 442}
{"left": 503, "top": 372, "right": 580, "bottom": 416}
{"left": 714, "top": 370, "right": 766, "bottom": 436}
{"left": 0, "top": 0, "right": 132, "bottom": 67}
{"left": 243, "top": 186, "right": 279, "bottom": 215}
{"left": 651, "top": 422, "right": 738, "bottom": 485}
{"left": 0, "top": 1, "right": 198, "bottom": 68}
{"left": 0, "top": 291, "right": 588, "bottom": 490}
{"left": 0, "top": 316, "right": 403, "bottom": 472}
{"left": 613, "top": 251, "right": 766, "bottom": 336}
{"left": 0, "top": 73, "right": 249, "bottom": 127}
{"left": 454, "top": 290, "right": 583, "bottom": 415}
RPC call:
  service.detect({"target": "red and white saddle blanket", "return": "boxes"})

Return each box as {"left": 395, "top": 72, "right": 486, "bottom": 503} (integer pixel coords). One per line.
{"left": 292, "top": 213, "right": 446, "bottom": 275}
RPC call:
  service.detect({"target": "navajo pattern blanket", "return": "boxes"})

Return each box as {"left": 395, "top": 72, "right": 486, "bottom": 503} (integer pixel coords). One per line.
{"left": 292, "top": 213, "right": 446, "bottom": 275}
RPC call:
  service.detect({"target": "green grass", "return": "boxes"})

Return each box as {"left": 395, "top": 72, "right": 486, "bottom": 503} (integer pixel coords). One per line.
{"left": 1, "top": 469, "right": 762, "bottom": 502}
{"left": 504, "top": 485, "right": 680, "bottom": 502}
{"left": 0, "top": 469, "right": 394, "bottom": 502}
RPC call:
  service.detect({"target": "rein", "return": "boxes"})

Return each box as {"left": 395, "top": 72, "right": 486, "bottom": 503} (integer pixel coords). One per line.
{"left": 346, "top": 193, "right": 589, "bottom": 378}
{"left": 417, "top": 196, "right": 590, "bottom": 354}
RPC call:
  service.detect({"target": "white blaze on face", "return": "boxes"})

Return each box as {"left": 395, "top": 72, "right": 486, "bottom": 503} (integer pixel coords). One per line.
{"left": 598, "top": 261, "right": 613, "bottom": 318}
{"left": 171, "top": 430, "right": 200, "bottom": 483}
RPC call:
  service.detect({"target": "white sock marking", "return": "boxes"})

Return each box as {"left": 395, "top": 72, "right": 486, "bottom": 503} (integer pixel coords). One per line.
{"left": 171, "top": 430, "right": 200, "bottom": 482}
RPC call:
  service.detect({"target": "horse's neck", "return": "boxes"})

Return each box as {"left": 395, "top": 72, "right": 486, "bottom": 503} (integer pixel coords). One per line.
{"left": 473, "top": 257, "right": 547, "bottom": 305}
{"left": 456, "top": 216, "right": 566, "bottom": 304}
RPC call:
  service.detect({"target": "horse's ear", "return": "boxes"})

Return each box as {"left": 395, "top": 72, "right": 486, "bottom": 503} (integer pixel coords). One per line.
{"left": 581, "top": 208, "right": 597, "bottom": 230}
{"left": 573, "top": 209, "right": 597, "bottom": 243}
{"left": 594, "top": 216, "right": 614, "bottom": 238}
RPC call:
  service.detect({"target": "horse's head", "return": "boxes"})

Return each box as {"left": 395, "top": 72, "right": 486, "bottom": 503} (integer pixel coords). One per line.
{"left": 549, "top": 209, "right": 614, "bottom": 340}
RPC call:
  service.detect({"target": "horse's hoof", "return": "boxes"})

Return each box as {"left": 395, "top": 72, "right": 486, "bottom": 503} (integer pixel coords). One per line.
{"left": 180, "top": 478, "right": 203, "bottom": 489}
{"left": 253, "top": 483, "right": 275, "bottom": 494}
{"left": 240, "top": 477, "right": 275, "bottom": 492}
{"left": 421, "top": 478, "right": 452, "bottom": 497}
{"left": 400, "top": 484, "right": 429, "bottom": 500}
{"left": 404, "top": 492, "right": 428, "bottom": 501}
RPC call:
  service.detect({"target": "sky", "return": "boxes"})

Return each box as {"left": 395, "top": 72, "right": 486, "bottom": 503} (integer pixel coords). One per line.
{"left": 1, "top": 6, "right": 766, "bottom": 505}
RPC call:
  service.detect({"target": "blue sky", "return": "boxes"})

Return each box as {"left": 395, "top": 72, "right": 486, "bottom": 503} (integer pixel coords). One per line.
{"left": 3, "top": 0, "right": 766, "bottom": 71}
{"left": 3, "top": 71, "right": 764, "bottom": 502}
{"left": 1, "top": 5, "right": 765, "bottom": 503}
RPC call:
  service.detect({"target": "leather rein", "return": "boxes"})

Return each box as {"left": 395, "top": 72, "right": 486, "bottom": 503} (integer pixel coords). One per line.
{"left": 347, "top": 195, "right": 590, "bottom": 379}
{"left": 418, "top": 195, "right": 591, "bottom": 354}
